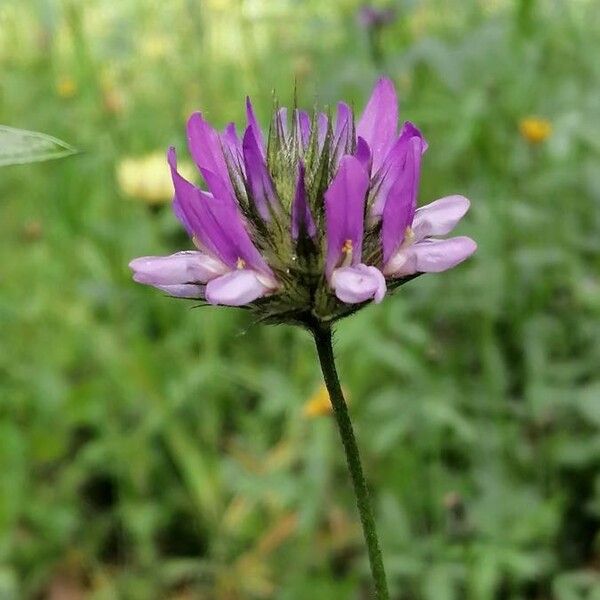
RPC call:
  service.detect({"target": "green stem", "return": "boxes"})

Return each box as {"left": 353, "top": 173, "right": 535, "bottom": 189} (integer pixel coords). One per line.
{"left": 312, "top": 323, "right": 390, "bottom": 600}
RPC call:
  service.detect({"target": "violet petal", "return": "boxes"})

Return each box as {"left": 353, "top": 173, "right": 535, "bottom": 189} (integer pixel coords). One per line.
{"left": 242, "top": 126, "right": 280, "bottom": 220}
{"left": 168, "top": 147, "right": 273, "bottom": 275}
{"left": 332, "top": 102, "right": 354, "bottom": 168}
{"left": 277, "top": 107, "right": 288, "bottom": 139}
{"left": 325, "top": 155, "right": 369, "bottom": 278}
{"left": 382, "top": 136, "right": 422, "bottom": 264}
{"left": 246, "top": 97, "right": 265, "bottom": 157}
{"left": 291, "top": 161, "right": 316, "bottom": 239}
{"left": 187, "top": 113, "right": 235, "bottom": 201}
{"left": 357, "top": 77, "right": 398, "bottom": 173}
{"left": 371, "top": 121, "right": 426, "bottom": 217}
{"left": 296, "top": 110, "right": 311, "bottom": 148}
{"left": 222, "top": 122, "right": 244, "bottom": 172}
{"left": 355, "top": 136, "right": 372, "bottom": 174}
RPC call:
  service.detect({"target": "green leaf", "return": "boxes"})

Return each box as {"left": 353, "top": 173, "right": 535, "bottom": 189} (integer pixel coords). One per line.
{"left": 0, "top": 125, "right": 76, "bottom": 166}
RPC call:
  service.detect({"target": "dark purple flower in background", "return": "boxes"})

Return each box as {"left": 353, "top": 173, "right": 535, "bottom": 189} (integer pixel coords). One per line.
{"left": 357, "top": 5, "right": 396, "bottom": 29}
{"left": 130, "top": 78, "right": 476, "bottom": 325}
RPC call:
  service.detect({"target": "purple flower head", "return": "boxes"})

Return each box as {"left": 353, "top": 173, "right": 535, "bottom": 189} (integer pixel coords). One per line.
{"left": 357, "top": 5, "right": 396, "bottom": 29}
{"left": 130, "top": 78, "right": 476, "bottom": 325}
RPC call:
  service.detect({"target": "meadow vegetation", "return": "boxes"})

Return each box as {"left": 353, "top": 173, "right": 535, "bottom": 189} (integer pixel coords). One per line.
{"left": 1, "top": 1, "right": 599, "bottom": 598}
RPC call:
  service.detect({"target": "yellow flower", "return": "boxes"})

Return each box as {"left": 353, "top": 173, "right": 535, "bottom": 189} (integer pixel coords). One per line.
{"left": 56, "top": 76, "right": 77, "bottom": 99}
{"left": 303, "top": 384, "right": 350, "bottom": 418}
{"left": 117, "top": 153, "right": 195, "bottom": 205}
{"left": 519, "top": 117, "right": 552, "bottom": 144}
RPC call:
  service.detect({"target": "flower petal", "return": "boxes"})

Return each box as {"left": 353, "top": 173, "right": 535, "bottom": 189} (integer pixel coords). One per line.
{"left": 412, "top": 195, "right": 470, "bottom": 241}
{"left": 242, "top": 126, "right": 280, "bottom": 220}
{"left": 317, "top": 112, "right": 328, "bottom": 151}
{"left": 331, "top": 264, "right": 387, "bottom": 304}
{"left": 222, "top": 122, "right": 244, "bottom": 172}
{"left": 381, "top": 135, "right": 423, "bottom": 264}
{"left": 357, "top": 77, "right": 398, "bottom": 173}
{"left": 296, "top": 110, "right": 311, "bottom": 148}
{"left": 187, "top": 113, "right": 235, "bottom": 201}
{"left": 389, "top": 236, "right": 477, "bottom": 276}
{"left": 332, "top": 102, "right": 353, "bottom": 166}
{"left": 325, "top": 155, "right": 370, "bottom": 277}
{"left": 371, "top": 121, "right": 426, "bottom": 217}
{"left": 168, "top": 147, "right": 273, "bottom": 275}
{"left": 205, "top": 269, "right": 272, "bottom": 306}
{"left": 354, "top": 136, "right": 372, "bottom": 174}
{"left": 276, "top": 107, "right": 288, "bottom": 139}
{"left": 291, "top": 161, "right": 316, "bottom": 239}
{"left": 246, "top": 97, "right": 265, "bottom": 157}
{"left": 129, "top": 251, "right": 227, "bottom": 286}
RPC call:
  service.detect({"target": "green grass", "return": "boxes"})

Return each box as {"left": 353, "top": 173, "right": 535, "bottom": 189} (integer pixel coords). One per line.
{"left": 1, "top": 0, "right": 600, "bottom": 598}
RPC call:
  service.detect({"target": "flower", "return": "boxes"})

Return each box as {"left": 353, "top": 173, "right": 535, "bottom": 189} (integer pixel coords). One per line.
{"left": 357, "top": 5, "right": 396, "bottom": 29}
{"left": 304, "top": 385, "right": 332, "bottom": 417}
{"left": 519, "top": 117, "right": 552, "bottom": 144}
{"left": 117, "top": 153, "right": 195, "bottom": 204}
{"left": 129, "top": 78, "right": 476, "bottom": 325}
{"left": 304, "top": 384, "right": 351, "bottom": 417}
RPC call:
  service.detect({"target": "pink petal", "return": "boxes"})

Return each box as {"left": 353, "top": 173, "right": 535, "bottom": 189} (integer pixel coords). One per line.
{"left": 331, "top": 264, "right": 387, "bottom": 304}
{"left": 389, "top": 236, "right": 477, "bottom": 276}
{"left": 129, "top": 251, "right": 227, "bottom": 286}
{"left": 357, "top": 77, "right": 398, "bottom": 173}
{"left": 205, "top": 269, "right": 272, "bottom": 306}
{"left": 412, "top": 195, "right": 470, "bottom": 241}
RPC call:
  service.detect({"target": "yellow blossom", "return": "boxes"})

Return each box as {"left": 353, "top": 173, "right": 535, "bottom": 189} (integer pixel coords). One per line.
{"left": 519, "top": 117, "right": 552, "bottom": 144}
{"left": 303, "top": 384, "right": 350, "bottom": 418}
{"left": 117, "top": 153, "right": 195, "bottom": 204}
{"left": 56, "top": 76, "right": 77, "bottom": 99}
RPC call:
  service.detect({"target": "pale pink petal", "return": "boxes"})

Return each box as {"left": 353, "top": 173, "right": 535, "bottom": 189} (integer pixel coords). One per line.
{"left": 331, "top": 264, "right": 387, "bottom": 304}
{"left": 412, "top": 195, "right": 470, "bottom": 241}
{"left": 389, "top": 236, "right": 477, "bottom": 276}
{"left": 129, "top": 251, "right": 227, "bottom": 286}
{"left": 205, "top": 269, "right": 272, "bottom": 306}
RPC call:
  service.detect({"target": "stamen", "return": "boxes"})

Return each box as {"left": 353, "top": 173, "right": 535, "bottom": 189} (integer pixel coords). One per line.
{"left": 402, "top": 227, "right": 415, "bottom": 249}
{"left": 236, "top": 257, "right": 246, "bottom": 270}
{"left": 340, "top": 239, "right": 353, "bottom": 267}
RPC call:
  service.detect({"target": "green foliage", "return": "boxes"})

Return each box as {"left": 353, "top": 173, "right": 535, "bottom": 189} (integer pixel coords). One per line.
{"left": 1, "top": 0, "right": 599, "bottom": 598}
{"left": 0, "top": 126, "right": 76, "bottom": 167}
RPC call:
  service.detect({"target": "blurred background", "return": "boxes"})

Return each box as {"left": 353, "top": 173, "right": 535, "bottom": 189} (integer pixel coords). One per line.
{"left": 1, "top": 0, "right": 600, "bottom": 598}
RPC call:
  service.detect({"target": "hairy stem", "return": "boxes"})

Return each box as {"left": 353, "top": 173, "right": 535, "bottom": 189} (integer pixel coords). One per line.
{"left": 312, "top": 323, "right": 390, "bottom": 600}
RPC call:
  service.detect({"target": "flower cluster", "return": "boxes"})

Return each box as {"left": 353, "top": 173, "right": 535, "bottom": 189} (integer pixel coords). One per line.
{"left": 130, "top": 78, "right": 476, "bottom": 325}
